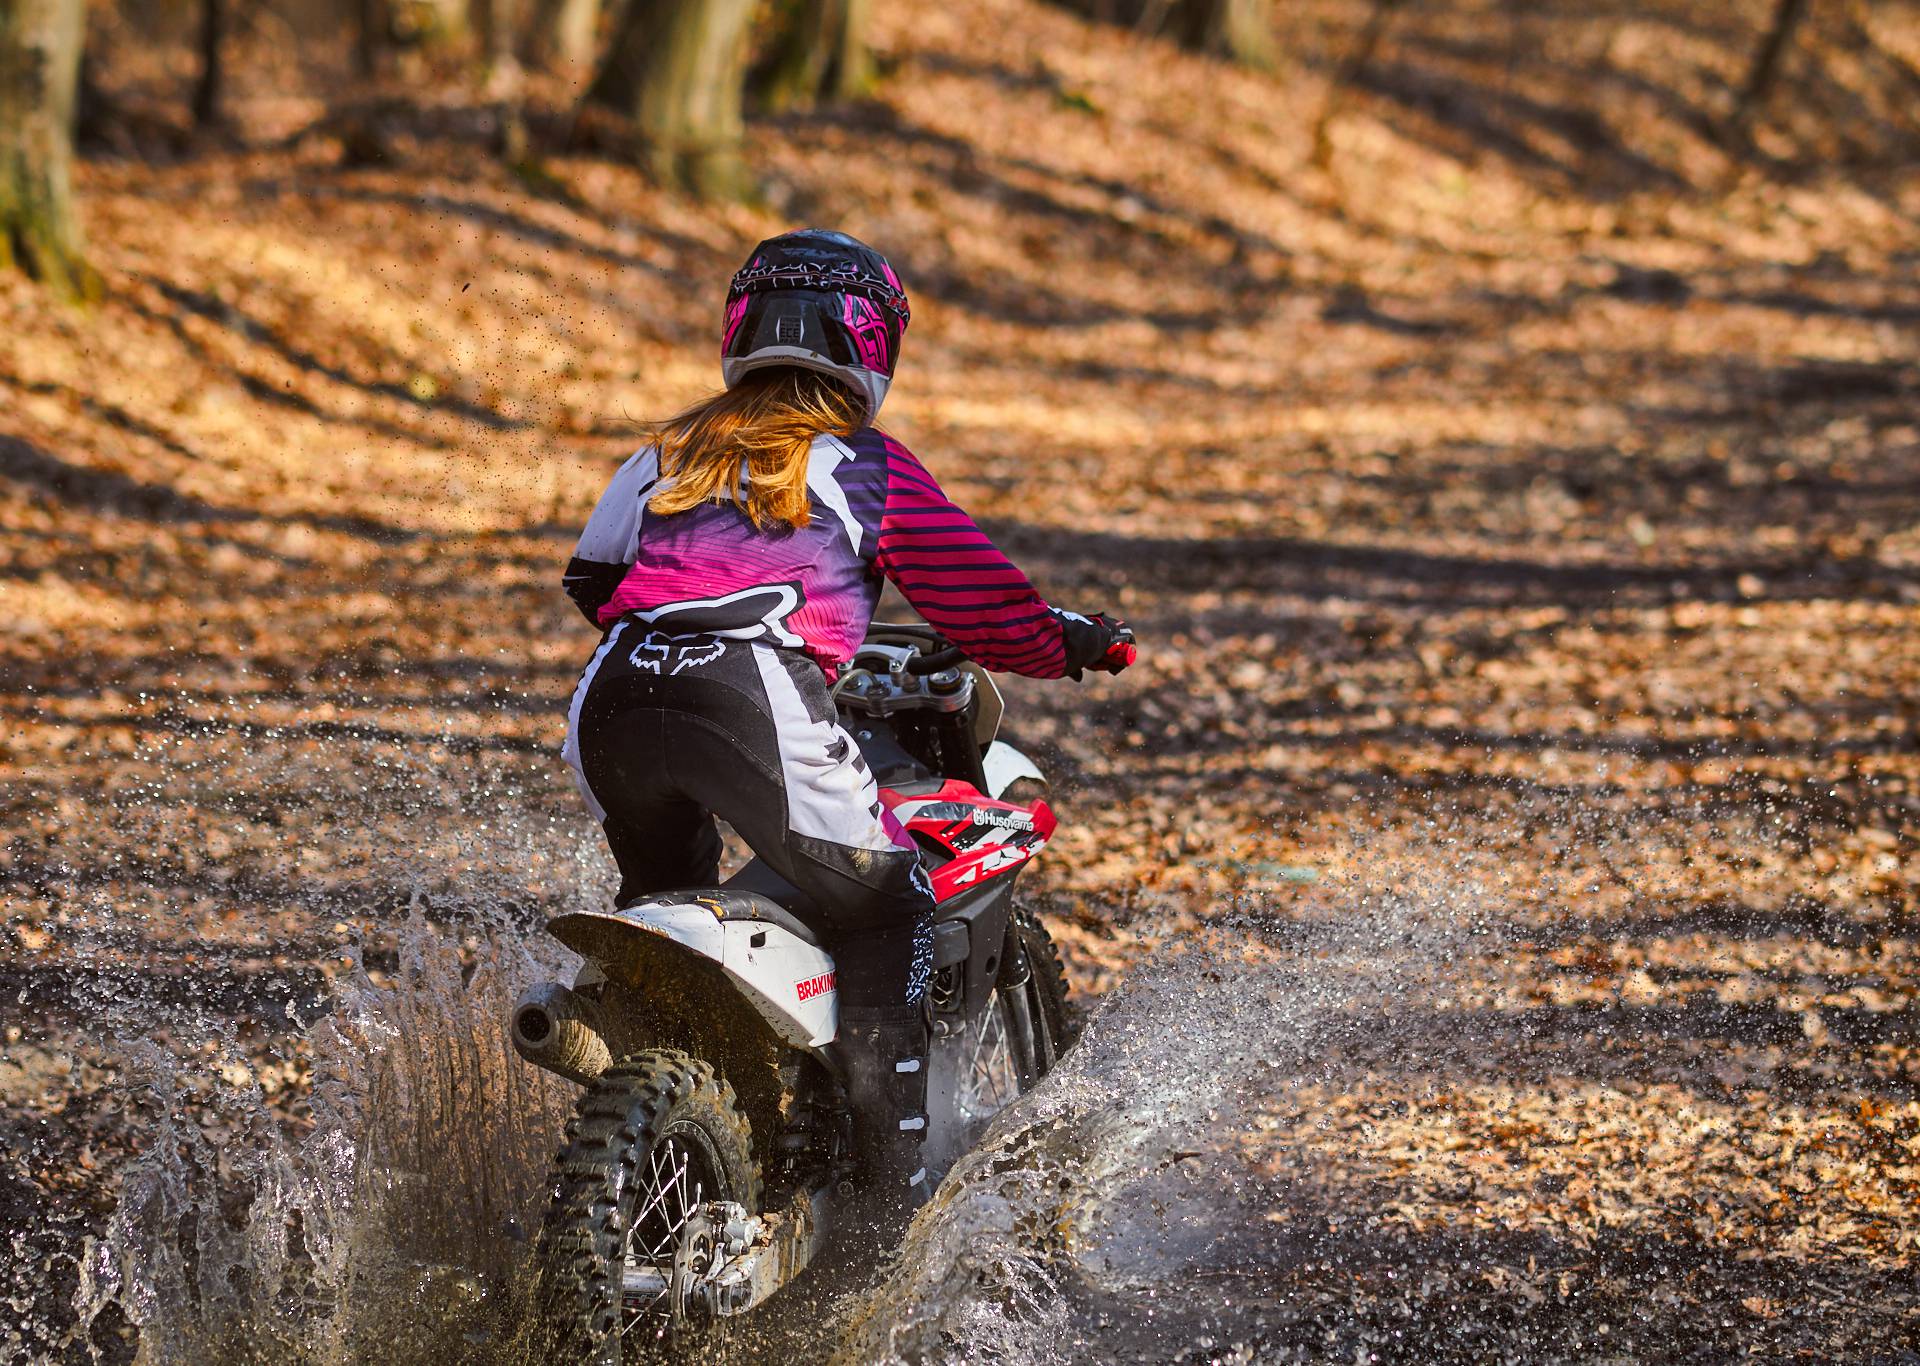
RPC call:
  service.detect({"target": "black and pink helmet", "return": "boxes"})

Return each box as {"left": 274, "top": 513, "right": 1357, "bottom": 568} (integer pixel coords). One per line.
{"left": 721, "top": 229, "right": 910, "bottom": 421}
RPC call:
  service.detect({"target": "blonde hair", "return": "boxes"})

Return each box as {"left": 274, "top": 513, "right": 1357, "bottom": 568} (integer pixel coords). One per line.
{"left": 647, "top": 368, "right": 863, "bottom": 532}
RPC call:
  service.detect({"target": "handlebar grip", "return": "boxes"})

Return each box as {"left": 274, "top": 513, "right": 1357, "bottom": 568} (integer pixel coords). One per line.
{"left": 904, "top": 646, "right": 968, "bottom": 675}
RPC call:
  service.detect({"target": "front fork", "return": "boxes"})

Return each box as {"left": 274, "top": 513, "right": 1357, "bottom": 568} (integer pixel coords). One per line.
{"left": 996, "top": 921, "right": 1051, "bottom": 1087}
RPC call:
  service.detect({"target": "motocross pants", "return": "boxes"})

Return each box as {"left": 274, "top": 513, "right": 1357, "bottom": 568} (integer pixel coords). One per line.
{"left": 563, "top": 621, "right": 936, "bottom": 1012}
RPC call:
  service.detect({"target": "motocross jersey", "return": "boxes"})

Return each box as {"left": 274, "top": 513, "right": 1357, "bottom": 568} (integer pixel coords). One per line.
{"left": 563, "top": 429, "right": 1072, "bottom": 678}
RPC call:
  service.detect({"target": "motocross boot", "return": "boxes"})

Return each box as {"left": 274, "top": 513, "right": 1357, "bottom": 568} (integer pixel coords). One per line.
{"left": 837, "top": 1006, "right": 933, "bottom": 1233}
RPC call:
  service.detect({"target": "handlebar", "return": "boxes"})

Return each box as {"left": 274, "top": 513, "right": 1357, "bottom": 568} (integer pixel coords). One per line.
{"left": 904, "top": 645, "right": 968, "bottom": 675}
{"left": 863, "top": 622, "right": 968, "bottom": 675}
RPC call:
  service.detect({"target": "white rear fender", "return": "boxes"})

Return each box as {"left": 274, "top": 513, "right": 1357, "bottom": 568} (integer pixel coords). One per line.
{"left": 549, "top": 903, "right": 839, "bottom": 1049}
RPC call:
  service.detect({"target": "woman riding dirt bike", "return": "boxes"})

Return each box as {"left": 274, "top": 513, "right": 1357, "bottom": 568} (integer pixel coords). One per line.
{"left": 526, "top": 229, "right": 1135, "bottom": 1357}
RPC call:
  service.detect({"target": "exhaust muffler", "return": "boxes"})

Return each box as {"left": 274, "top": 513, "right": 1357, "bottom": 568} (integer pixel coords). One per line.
{"left": 510, "top": 981, "right": 612, "bottom": 1086}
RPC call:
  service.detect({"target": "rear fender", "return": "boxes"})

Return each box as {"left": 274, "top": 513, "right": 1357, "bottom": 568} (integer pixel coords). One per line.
{"left": 548, "top": 904, "right": 839, "bottom": 1049}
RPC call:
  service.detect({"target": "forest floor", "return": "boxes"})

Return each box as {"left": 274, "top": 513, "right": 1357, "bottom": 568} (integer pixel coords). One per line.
{"left": 4, "top": 0, "right": 1920, "bottom": 1361}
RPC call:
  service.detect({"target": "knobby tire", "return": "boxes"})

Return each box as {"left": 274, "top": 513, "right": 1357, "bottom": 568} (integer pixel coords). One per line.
{"left": 1015, "top": 906, "right": 1076, "bottom": 1068}
{"left": 533, "top": 1048, "right": 760, "bottom": 1365}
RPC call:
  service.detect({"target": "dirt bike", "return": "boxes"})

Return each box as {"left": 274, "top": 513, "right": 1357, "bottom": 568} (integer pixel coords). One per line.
{"left": 509, "top": 624, "right": 1075, "bottom": 1360}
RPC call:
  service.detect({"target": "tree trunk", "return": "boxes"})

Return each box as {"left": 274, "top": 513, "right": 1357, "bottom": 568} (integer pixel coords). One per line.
{"left": 190, "top": 0, "right": 223, "bottom": 128}
{"left": 748, "top": 0, "right": 873, "bottom": 111}
{"left": 1738, "top": 0, "right": 1812, "bottom": 118}
{"left": 0, "top": 0, "right": 96, "bottom": 300}
{"left": 355, "top": 0, "right": 388, "bottom": 78}
{"left": 585, "top": 0, "right": 754, "bottom": 198}
{"left": 525, "top": 0, "right": 598, "bottom": 71}
{"left": 471, "top": 0, "right": 523, "bottom": 87}
{"left": 1311, "top": 0, "right": 1408, "bottom": 169}
{"left": 1167, "top": 0, "right": 1274, "bottom": 68}
{"left": 1053, "top": 0, "right": 1274, "bottom": 66}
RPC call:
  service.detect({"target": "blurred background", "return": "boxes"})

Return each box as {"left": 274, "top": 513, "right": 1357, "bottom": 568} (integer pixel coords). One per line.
{"left": 3, "top": 1, "right": 1919, "bottom": 1362}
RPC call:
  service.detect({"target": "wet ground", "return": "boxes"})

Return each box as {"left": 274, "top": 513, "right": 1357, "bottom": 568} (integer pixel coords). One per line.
{"left": 6, "top": 0, "right": 1920, "bottom": 1359}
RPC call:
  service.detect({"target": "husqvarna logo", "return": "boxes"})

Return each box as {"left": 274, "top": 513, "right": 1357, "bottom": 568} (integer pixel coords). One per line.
{"left": 795, "top": 971, "right": 837, "bottom": 1002}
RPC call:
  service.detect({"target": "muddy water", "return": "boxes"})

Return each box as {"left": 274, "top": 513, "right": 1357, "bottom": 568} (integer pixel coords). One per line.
{"left": 75, "top": 910, "right": 579, "bottom": 1365}
{"left": 24, "top": 702, "right": 601, "bottom": 1364}
{"left": 842, "top": 880, "right": 1481, "bottom": 1365}
{"left": 65, "top": 795, "right": 1479, "bottom": 1366}
{"left": 41, "top": 713, "right": 1906, "bottom": 1363}
{"left": 72, "top": 904, "right": 1373, "bottom": 1366}
{"left": 845, "top": 939, "right": 1343, "bottom": 1364}
{"left": 38, "top": 690, "right": 1530, "bottom": 1366}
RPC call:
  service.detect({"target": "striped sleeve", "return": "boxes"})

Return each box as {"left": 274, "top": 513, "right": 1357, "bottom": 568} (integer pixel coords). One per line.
{"left": 873, "top": 437, "right": 1068, "bottom": 678}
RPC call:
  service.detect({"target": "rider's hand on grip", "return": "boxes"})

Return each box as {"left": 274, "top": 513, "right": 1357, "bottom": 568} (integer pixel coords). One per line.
{"left": 1053, "top": 609, "right": 1137, "bottom": 681}
{"left": 1093, "top": 619, "right": 1137, "bottom": 674}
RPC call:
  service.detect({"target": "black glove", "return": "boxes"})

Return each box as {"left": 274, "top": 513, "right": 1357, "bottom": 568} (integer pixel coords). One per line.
{"left": 1052, "top": 609, "right": 1137, "bottom": 681}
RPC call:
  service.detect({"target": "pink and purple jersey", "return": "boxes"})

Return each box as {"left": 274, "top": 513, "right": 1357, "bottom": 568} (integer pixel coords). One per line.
{"left": 563, "top": 429, "right": 1071, "bottom": 678}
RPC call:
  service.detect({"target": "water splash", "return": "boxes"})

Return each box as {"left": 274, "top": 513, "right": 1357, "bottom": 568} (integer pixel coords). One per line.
{"left": 76, "top": 907, "right": 578, "bottom": 1365}
{"left": 27, "top": 679, "right": 599, "bottom": 1365}
{"left": 34, "top": 700, "right": 1914, "bottom": 1362}
{"left": 841, "top": 883, "right": 1462, "bottom": 1366}
{"left": 830, "top": 774, "right": 1918, "bottom": 1363}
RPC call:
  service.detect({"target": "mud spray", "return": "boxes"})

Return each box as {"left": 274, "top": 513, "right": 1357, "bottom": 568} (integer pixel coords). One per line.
{"left": 49, "top": 716, "right": 1490, "bottom": 1366}
{"left": 75, "top": 913, "right": 576, "bottom": 1364}
{"left": 18, "top": 698, "right": 1882, "bottom": 1363}
{"left": 72, "top": 891, "right": 1447, "bottom": 1366}
{"left": 47, "top": 689, "right": 599, "bottom": 1364}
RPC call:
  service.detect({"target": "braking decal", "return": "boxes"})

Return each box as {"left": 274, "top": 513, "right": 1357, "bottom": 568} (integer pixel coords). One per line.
{"left": 796, "top": 970, "right": 837, "bottom": 1002}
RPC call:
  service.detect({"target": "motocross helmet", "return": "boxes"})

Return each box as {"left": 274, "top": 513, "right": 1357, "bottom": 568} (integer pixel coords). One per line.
{"left": 721, "top": 229, "right": 909, "bottom": 421}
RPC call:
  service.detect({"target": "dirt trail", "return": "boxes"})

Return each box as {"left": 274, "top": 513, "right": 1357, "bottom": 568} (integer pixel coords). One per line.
{"left": 4, "top": 0, "right": 1919, "bottom": 1359}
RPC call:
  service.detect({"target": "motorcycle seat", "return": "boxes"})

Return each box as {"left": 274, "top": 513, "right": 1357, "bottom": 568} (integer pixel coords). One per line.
{"left": 620, "top": 881, "right": 824, "bottom": 947}
{"left": 716, "top": 860, "right": 822, "bottom": 943}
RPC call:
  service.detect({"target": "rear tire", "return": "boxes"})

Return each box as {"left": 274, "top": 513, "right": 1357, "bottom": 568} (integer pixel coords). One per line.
{"left": 534, "top": 1049, "right": 760, "bottom": 1364}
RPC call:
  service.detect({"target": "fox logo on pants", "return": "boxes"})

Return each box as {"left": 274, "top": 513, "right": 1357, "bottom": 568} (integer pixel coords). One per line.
{"left": 630, "top": 634, "right": 726, "bottom": 676}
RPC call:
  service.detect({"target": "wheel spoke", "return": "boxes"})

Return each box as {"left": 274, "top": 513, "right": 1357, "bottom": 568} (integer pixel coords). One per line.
{"left": 632, "top": 1139, "right": 691, "bottom": 1244}
{"left": 544, "top": 1057, "right": 752, "bottom": 1357}
{"left": 618, "top": 1122, "right": 733, "bottom": 1340}
{"left": 623, "top": 1138, "right": 697, "bottom": 1335}
{"left": 953, "top": 992, "right": 1019, "bottom": 1125}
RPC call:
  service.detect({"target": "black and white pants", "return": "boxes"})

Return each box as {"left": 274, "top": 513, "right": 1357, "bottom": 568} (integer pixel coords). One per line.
{"left": 563, "top": 622, "right": 935, "bottom": 1011}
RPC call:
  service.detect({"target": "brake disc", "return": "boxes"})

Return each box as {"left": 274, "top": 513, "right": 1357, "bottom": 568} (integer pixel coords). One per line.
{"left": 668, "top": 1214, "right": 717, "bottom": 1328}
